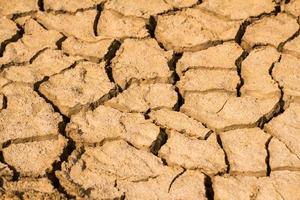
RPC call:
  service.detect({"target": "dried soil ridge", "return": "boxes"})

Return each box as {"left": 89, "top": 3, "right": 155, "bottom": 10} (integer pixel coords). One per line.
{"left": 0, "top": 0, "right": 300, "bottom": 199}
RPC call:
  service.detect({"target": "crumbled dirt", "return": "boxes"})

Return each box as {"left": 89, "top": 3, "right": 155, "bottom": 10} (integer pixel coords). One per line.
{"left": 1, "top": 0, "right": 300, "bottom": 199}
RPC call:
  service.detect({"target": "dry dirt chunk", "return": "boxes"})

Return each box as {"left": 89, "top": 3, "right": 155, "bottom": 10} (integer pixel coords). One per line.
{"left": 0, "top": 17, "right": 18, "bottom": 45}
{"left": 176, "top": 42, "right": 243, "bottom": 75}
{"left": 44, "top": 0, "right": 105, "bottom": 12}
{"left": 62, "top": 36, "right": 113, "bottom": 62}
{"left": 97, "top": 9, "right": 149, "bottom": 39}
{"left": 181, "top": 92, "right": 279, "bottom": 132}
{"left": 241, "top": 46, "right": 281, "bottom": 98}
{"left": 201, "top": 0, "right": 276, "bottom": 20}
{"left": 270, "top": 170, "right": 300, "bottom": 200}
{"left": 149, "top": 109, "right": 210, "bottom": 139}
{"left": 177, "top": 68, "right": 239, "bottom": 94}
{"left": 111, "top": 39, "right": 172, "bottom": 89}
{"left": 155, "top": 7, "right": 241, "bottom": 52}
{"left": 3, "top": 178, "right": 66, "bottom": 199}
{"left": 106, "top": 83, "right": 177, "bottom": 113}
{"left": 213, "top": 171, "right": 300, "bottom": 200}
{"left": 67, "top": 105, "right": 160, "bottom": 150}
{"left": 213, "top": 176, "right": 263, "bottom": 200}
{"left": 0, "top": 84, "right": 62, "bottom": 146}
{"left": 220, "top": 128, "right": 270, "bottom": 176}
{"left": 0, "top": 0, "right": 38, "bottom": 16}
{"left": 3, "top": 49, "right": 79, "bottom": 83}
{"left": 119, "top": 169, "right": 207, "bottom": 200}
{"left": 168, "top": 170, "right": 207, "bottom": 200}
{"left": 242, "top": 13, "right": 299, "bottom": 48}
{"left": 36, "top": 10, "right": 97, "bottom": 42}
{"left": 265, "top": 102, "right": 300, "bottom": 158}
{"left": 0, "top": 19, "right": 62, "bottom": 65}
{"left": 39, "top": 61, "right": 115, "bottom": 117}
{"left": 57, "top": 140, "right": 167, "bottom": 199}
{"left": 105, "top": 0, "right": 172, "bottom": 18}
{"left": 272, "top": 54, "right": 300, "bottom": 103}
{"left": 269, "top": 137, "right": 300, "bottom": 171}
{"left": 281, "top": 0, "right": 300, "bottom": 17}
{"left": 159, "top": 130, "right": 226, "bottom": 174}
{"left": 283, "top": 35, "right": 300, "bottom": 58}
{"left": 3, "top": 135, "right": 66, "bottom": 177}
{"left": 165, "top": 0, "right": 198, "bottom": 8}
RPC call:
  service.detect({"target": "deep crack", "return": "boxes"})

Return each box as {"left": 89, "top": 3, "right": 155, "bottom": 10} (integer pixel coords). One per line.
{"left": 56, "top": 35, "right": 67, "bottom": 50}
{"left": 150, "top": 128, "right": 168, "bottom": 156}
{"left": 104, "top": 40, "right": 122, "bottom": 84}
{"left": 258, "top": 55, "right": 285, "bottom": 128}
{"left": 235, "top": 50, "right": 249, "bottom": 97}
{"left": 204, "top": 174, "right": 214, "bottom": 200}
{"left": 235, "top": 20, "right": 251, "bottom": 44}
{"left": 168, "top": 52, "right": 184, "bottom": 111}
{"left": 216, "top": 134, "right": 230, "bottom": 174}
{"left": 33, "top": 77, "right": 77, "bottom": 198}
{"left": 0, "top": 25, "right": 24, "bottom": 58}
{"left": 265, "top": 136, "right": 272, "bottom": 176}
{"left": 93, "top": 4, "right": 103, "bottom": 37}
{"left": 46, "top": 116, "right": 76, "bottom": 199}
{"left": 147, "top": 16, "right": 157, "bottom": 38}
{"left": 38, "top": 0, "right": 45, "bottom": 12}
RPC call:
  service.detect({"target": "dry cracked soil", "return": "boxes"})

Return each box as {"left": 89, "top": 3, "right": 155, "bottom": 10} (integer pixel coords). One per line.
{"left": 0, "top": 0, "right": 300, "bottom": 199}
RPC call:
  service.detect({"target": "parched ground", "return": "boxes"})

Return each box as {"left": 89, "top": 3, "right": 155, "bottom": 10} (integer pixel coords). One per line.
{"left": 0, "top": 0, "right": 300, "bottom": 199}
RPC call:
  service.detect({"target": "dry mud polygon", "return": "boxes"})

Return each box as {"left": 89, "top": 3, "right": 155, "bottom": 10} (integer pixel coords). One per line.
{"left": 0, "top": 0, "right": 300, "bottom": 199}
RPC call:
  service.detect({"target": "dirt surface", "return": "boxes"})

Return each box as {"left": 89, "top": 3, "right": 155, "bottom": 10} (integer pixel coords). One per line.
{"left": 0, "top": 0, "right": 300, "bottom": 199}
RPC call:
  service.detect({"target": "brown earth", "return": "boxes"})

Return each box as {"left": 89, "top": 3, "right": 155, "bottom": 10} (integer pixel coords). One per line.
{"left": 0, "top": 0, "right": 300, "bottom": 199}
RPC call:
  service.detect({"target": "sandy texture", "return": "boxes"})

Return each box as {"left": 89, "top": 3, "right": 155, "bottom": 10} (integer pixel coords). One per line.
{"left": 1, "top": 0, "right": 300, "bottom": 199}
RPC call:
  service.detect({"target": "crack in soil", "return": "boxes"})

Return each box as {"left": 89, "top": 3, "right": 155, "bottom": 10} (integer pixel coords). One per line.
{"left": 150, "top": 128, "right": 168, "bottom": 156}
{"left": 46, "top": 116, "right": 76, "bottom": 199}
{"left": 265, "top": 136, "right": 272, "bottom": 176}
{"left": 257, "top": 55, "right": 285, "bottom": 128}
{"left": 104, "top": 40, "right": 122, "bottom": 85}
{"left": 29, "top": 47, "right": 48, "bottom": 64}
{"left": 204, "top": 174, "right": 214, "bottom": 200}
{"left": 168, "top": 168, "right": 186, "bottom": 192}
{"left": 1, "top": 94, "right": 7, "bottom": 110}
{"left": 93, "top": 4, "right": 103, "bottom": 37}
{"left": 1, "top": 135, "right": 59, "bottom": 149}
{"left": 38, "top": 0, "right": 45, "bottom": 12}
{"left": 278, "top": 26, "right": 300, "bottom": 52}
{"left": 33, "top": 77, "right": 77, "bottom": 198}
{"left": 168, "top": 52, "right": 184, "bottom": 111}
{"left": 0, "top": 151, "right": 20, "bottom": 181}
{"left": 55, "top": 35, "right": 67, "bottom": 50}
{"left": 0, "top": 25, "right": 24, "bottom": 58}
{"left": 235, "top": 50, "right": 249, "bottom": 97}
{"left": 216, "top": 134, "right": 230, "bottom": 174}
{"left": 147, "top": 16, "right": 157, "bottom": 38}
